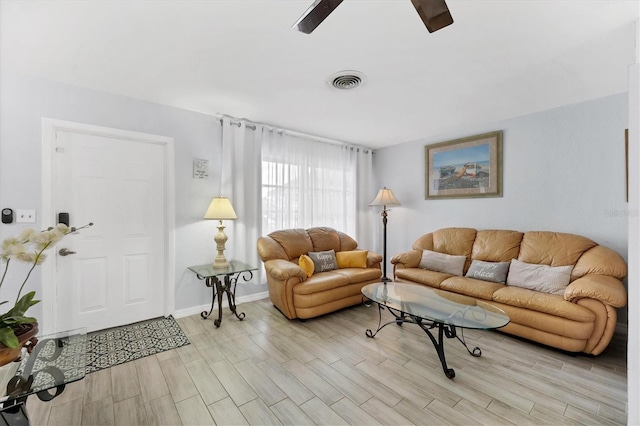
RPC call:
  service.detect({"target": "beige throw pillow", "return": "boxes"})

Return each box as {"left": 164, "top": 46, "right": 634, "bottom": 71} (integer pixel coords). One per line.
{"left": 506, "top": 259, "right": 573, "bottom": 295}
{"left": 418, "top": 250, "right": 466, "bottom": 276}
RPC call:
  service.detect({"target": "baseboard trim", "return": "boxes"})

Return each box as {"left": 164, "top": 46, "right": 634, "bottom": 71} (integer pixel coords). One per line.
{"left": 173, "top": 291, "right": 269, "bottom": 319}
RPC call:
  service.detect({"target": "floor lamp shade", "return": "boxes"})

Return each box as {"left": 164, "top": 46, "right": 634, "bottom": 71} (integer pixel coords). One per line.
{"left": 204, "top": 197, "right": 237, "bottom": 267}
{"left": 369, "top": 187, "right": 400, "bottom": 282}
{"left": 369, "top": 187, "right": 401, "bottom": 208}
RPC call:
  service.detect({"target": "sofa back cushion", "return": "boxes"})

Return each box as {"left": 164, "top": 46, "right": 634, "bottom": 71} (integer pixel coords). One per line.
{"left": 471, "top": 229, "right": 523, "bottom": 262}
{"left": 268, "top": 228, "right": 314, "bottom": 260}
{"left": 406, "top": 227, "right": 628, "bottom": 282}
{"left": 307, "top": 227, "right": 358, "bottom": 253}
{"left": 432, "top": 228, "right": 477, "bottom": 257}
{"left": 518, "top": 231, "right": 597, "bottom": 267}
{"left": 258, "top": 227, "right": 360, "bottom": 262}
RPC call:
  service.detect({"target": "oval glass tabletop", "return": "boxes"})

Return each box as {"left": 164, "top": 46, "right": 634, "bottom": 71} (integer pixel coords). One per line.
{"left": 362, "top": 282, "right": 509, "bottom": 330}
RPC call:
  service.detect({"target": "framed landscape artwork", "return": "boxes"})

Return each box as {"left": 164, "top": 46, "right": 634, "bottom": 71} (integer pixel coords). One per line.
{"left": 425, "top": 131, "right": 503, "bottom": 199}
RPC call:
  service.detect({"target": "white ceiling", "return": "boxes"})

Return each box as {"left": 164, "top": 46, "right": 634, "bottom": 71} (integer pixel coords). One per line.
{"left": 1, "top": 0, "right": 638, "bottom": 148}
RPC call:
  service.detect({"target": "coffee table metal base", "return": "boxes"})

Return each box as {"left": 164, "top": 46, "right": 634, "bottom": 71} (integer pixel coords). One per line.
{"left": 365, "top": 302, "right": 482, "bottom": 379}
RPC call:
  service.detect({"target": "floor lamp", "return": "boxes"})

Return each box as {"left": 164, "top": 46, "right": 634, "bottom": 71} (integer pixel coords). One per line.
{"left": 369, "top": 187, "right": 401, "bottom": 283}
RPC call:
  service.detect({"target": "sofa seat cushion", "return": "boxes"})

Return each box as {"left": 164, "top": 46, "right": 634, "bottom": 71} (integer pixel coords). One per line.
{"left": 492, "top": 286, "right": 595, "bottom": 322}
{"left": 395, "top": 268, "right": 451, "bottom": 288}
{"left": 440, "top": 276, "right": 505, "bottom": 301}
{"left": 293, "top": 272, "right": 350, "bottom": 295}
{"left": 294, "top": 282, "right": 364, "bottom": 310}
{"left": 334, "top": 267, "right": 382, "bottom": 284}
{"left": 489, "top": 301, "right": 595, "bottom": 341}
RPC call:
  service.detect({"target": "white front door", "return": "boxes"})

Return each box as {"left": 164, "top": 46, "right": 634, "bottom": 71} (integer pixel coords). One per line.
{"left": 42, "top": 121, "right": 173, "bottom": 333}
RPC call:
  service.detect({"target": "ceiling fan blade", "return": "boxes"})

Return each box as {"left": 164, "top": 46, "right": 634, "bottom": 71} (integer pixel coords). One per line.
{"left": 292, "top": 0, "right": 344, "bottom": 34}
{"left": 410, "top": 0, "right": 454, "bottom": 33}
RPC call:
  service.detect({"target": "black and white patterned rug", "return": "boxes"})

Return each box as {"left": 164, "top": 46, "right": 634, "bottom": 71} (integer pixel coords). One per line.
{"left": 85, "top": 316, "right": 190, "bottom": 374}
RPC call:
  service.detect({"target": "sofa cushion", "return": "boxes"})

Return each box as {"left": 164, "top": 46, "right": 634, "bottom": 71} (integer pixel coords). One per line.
{"left": 440, "top": 276, "right": 505, "bottom": 300}
{"left": 471, "top": 229, "right": 523, "bottom": 262}
{"left": 507, "top": 259, "right": 573, "bottom": 295}
{"left": 307, "top": 227, "right": 342, "bottom": 252}
{"left": 518, "top": 231, "right": 596, "bottom": 266}
{"left": 336, "top": 250, "right": 368, "bottom": 268}
{"left": 308, "top": 249, "right": 338, "bottom": 273}
{"left": 419, "top": 250, "right": 466, "bottom": 276}
{"left": 465, "top": 260, "right": 510, "bottom": 283}
{"left": 334, "top": 267, "right": 382, "bottom": 283}
{"left": 492, "top": 286, "right": 595, "bottom": 322}
{"left": 298, "top": 254, "right": 314, "bottom": 278}
{"left": 269, "top": 228, "right": 313, "bottom": 260}
{"left": 395, "top": 268, "right": 451, "bottom": 288}
{"left": 292, "top": 272, "right": 350, "bottom": 294}
{"left": 432, "top": 228, "right": 477, "bottom": 257}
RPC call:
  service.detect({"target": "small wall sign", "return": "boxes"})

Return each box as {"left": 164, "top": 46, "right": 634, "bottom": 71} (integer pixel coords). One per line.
{"left": 193, "top": 158, "right": 209, "bottom": 179}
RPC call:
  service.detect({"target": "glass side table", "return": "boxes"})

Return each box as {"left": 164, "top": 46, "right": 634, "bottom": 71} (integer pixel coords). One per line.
{"left": 0, "top": 328, "right": 87, "bottom": 425}
{"left": 188, "top": 261, "right": 258, "bottom": 327}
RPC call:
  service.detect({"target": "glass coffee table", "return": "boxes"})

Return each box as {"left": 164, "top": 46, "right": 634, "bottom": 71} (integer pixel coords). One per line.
{"left": 362, "top": 282, "right": 509, "bottom": 379}
{"left": 1, "top": 328, "right": 87, "bottom": 425}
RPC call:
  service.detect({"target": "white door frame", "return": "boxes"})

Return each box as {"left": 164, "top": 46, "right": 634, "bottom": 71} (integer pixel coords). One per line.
{"left": 41, "top": 118, "right": 175, "bottom": 335}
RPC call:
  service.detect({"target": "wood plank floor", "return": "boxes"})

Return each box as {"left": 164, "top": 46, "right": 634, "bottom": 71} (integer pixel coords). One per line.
{"left": 26, "top": 298, "right": 627, "bottom": 425}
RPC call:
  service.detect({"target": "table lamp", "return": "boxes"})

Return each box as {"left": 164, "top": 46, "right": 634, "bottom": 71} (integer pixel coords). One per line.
{"left": 369, "top": 187, "right": 401, "bottom": 282}
{"left": 204, "top": 196, "right": 237, "bottom": 268}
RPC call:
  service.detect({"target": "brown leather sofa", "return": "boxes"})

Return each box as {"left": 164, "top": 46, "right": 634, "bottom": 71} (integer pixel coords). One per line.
{"left": 257, "top": 227, "right": 383, "bottom": 319}
{"left": 391, "top": 228, "right": 628, "bottom": 355}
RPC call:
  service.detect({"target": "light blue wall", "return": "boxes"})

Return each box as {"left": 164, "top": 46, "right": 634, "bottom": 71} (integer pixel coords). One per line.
{"left": 1, "top": 71, "right": 628, "bottom": 324}
{"left": 0, "top": 71, "right": 268, "bottom": 320}
{"left": 373, "top": 93, "right": 629, "bottom": 324}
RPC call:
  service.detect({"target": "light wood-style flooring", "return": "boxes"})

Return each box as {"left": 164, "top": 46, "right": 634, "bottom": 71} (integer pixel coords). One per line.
{"left": 26, "top": 298, "right": 627, "bottom": 425}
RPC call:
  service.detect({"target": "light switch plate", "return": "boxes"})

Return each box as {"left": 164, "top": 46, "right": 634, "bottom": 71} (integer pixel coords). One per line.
{"left": 16, "top": 209, "right": 36, "bottom": 223}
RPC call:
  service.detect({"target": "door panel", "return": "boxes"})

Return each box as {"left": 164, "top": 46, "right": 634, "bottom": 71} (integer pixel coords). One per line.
{"left": 53, "top": 130, "right": 166, "bottom": 332}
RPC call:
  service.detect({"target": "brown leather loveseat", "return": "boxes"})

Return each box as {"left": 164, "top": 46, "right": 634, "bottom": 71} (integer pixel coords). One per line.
{"left": 257, "top": 227, "right": 383, "bottom": 319}
{"left": 391, "top": 227, "right": 628, "bottom": 355}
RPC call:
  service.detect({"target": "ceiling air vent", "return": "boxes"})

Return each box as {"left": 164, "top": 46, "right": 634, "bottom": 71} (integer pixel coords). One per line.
{"left": 328, "top": 71, "right": 366, "bottom": 90}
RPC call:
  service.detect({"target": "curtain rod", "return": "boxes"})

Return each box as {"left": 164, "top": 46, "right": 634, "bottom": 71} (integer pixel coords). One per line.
{"left": 214, "top": 115, "right": 374, "bottom": 153}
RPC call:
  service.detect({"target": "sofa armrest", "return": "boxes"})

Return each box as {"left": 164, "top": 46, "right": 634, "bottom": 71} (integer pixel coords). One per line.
{"left": 264, "top": 259, "right": 308, "bottom": 282}
{"left": 390, "top": 250, "right": 422, "bottom": 268}
{"left": 564, "top": 274, "right": 627, "bottom": 308}
{"left": 366, "top": 251, "right": 383, "bottom": 268}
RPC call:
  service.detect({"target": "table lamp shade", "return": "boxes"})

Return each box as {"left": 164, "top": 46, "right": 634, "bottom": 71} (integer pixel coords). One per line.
{"left": 204, "top": 197, "right": 238, "bottom": 220}
{"left": 368, "top": 187, "right": 401, "bottom": 207}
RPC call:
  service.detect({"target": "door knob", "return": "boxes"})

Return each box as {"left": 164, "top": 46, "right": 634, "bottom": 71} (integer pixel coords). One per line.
{"left": 58, "top": 248, "right": 76, "bottom": 256}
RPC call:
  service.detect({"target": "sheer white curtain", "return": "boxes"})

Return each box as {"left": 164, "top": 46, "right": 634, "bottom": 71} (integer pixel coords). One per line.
{"left": 220, "top": 116, "right": 262, "bottom": 283}
{"left": 261, "top": 129, "right": 374, "bottom": 245}
{"left": 349, "top": 146, "right": 374, "bottom": 250}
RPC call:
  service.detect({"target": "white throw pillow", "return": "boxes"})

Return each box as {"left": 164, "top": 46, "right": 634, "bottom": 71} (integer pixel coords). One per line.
{"left": 506, "top": 259, "right": 573, "bottom": 295}
{"left": 418, "top": 250, "right": 466, "bottom": 276}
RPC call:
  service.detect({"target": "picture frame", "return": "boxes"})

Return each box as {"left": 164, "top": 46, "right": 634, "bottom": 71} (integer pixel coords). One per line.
{"left": 425, "top": 131, "right": 503, "bottom": 199}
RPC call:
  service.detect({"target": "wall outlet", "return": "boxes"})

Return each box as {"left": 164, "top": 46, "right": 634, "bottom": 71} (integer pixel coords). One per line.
{"left": 16, "top": 209, "right": 36, "bottom": 223}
